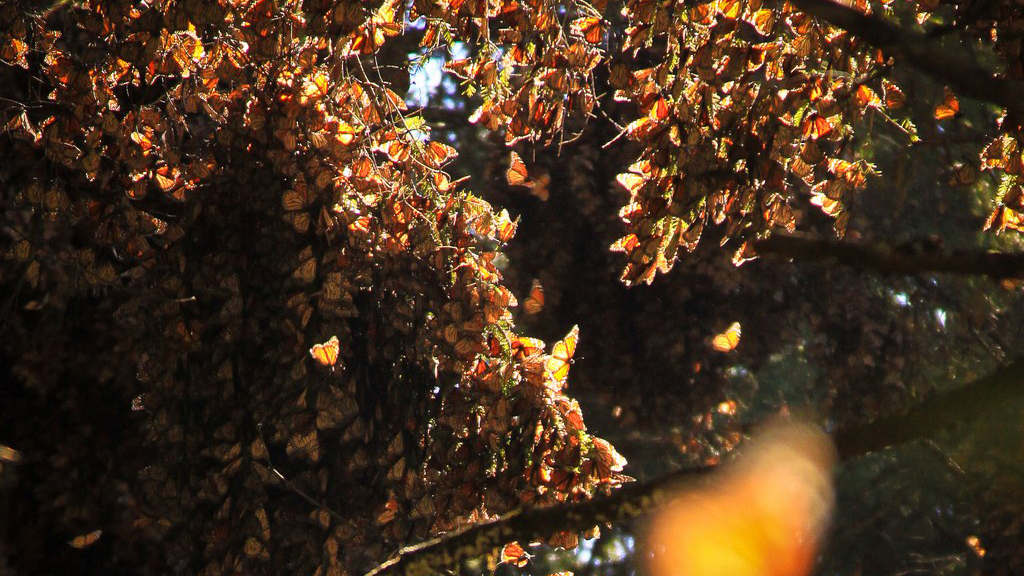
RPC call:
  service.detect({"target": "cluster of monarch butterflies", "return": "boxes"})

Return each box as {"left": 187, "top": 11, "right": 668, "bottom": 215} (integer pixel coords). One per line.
{"left": 0, "top": 0, "right": 626, "bottom": 575}
{"left": 604, "top": 0, "right": 924, "bottom": 285}
{"left": 8, "top": 0, "right": 1023, "bottom": 573}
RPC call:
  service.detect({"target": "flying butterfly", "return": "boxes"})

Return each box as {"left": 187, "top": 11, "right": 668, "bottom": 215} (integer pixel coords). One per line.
{"left": 506, "top": 150, "right": 530, "bottom": 186}
{"left": 68, "top": 530, "right": 102, "bottom": 549}
{"left": 934, "top": 88, "right": 959, "bottom": 121}
{"left": 309, "top": 335, "right": 340, "bottom": 367}
{"left": 506, "top": 151, "right": 550, "bottom": 200}
{"left": 523, "top": 278, "right": 545, "bottom": 315}
{"left": 546, "top": 324, "right": 579, "bottom": 386}
{"left": 712, "top": 322, "right": 742, "bottom": 352}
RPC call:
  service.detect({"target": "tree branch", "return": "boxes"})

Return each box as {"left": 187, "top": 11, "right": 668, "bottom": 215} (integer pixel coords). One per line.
{"left": 363, "top": 357, "right": 1024, "bottom": 576}
{"left": 832, "top": 357, "right": 1024, "bottom": 460}
{"left": 363, "top": 466, "right": 713, "bottom": 576}
{"left": 754, "top": 234, "right": 1024, "bottom": 279}
{"left": 788, "top": 0, "right": 1024, "bottom": 120}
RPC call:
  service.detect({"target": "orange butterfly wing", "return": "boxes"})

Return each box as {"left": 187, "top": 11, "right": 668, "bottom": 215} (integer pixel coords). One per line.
{"left": 572, "top": 17, "right": 604, "bottom": 44}
{"left": 310, "top": 335, "right": 340, "bottom": 366}
{"left": 512, "top": 336, "right": 546, "bottom": 359}
{"left": 506, "top": 151, "right": 530, "bottom": 186}
{"left": 523, "top": 278, "right": 545, "bottom": 314}
{"left": 801, "top": 115, "right": 832, "bottom": 140}
{"left": 500, "top": 542, "right": 530, "bottom": 567}
{"left": 69, "top": 529, "right": 102, "bottom": 549}
{"left": 934, "top": 88, "right": 959, "bottom": 120}
{"left": 546, "top": 325, "right": 579, "bottom": 384}
{"left": 712, "top": 322, "right": 741, "bottom": 352}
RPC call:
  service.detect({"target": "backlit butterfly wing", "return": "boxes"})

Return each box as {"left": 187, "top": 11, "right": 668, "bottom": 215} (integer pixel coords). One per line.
{"left": 512, "top": 335, "right": 546, "bottom": 359}
{"left": 523, "top": 278, "right": 545, "bottom": 314}
{"left": 545, "top": 324, "right": 579, "bottom": 386}
{"left": 69, "top": 529, "right": 102, "bottom": 549}
{"left": 712, "top": 322, "right": 742, "bottom": 352}
{"left": 506, "top": 151, "right": 530, "bottom": 186}
{"left": 644, "top": 420, "right": 836, "bottom": 576}
{"left": 309, "top": 335, "right": 340, "bottom": 366}
{"left": 934, "top": 88, "right": 959, "bottom": 120}
{"left": 500, "top": 541, "right": 531, "bottom": 567}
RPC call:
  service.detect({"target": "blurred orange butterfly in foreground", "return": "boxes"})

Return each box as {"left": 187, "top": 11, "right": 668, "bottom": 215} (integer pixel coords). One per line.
{"left": 645, "top": 419, "right": 836, "bottom": 576}
{"left": 545, "top": 324, "right": 579, "bottom": 387}
{"left": 309, "top": 335, "right": 340, "bottom": 366}
{"left": 712, "top": 321, "right": 742, "bottom": 352}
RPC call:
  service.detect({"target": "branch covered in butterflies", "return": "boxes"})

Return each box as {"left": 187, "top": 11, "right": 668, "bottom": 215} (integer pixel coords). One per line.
{"left": 754, "top": 233, "right": 1024, "bottom": 279}
{"left": 788, "top": 0, "right": 1024, "bottom": 121}
{"left": 360, "top": 358, "right": 1024, "bottom": 576}
{"left": 362, "top": 465, "right": 715, "bottom": 576}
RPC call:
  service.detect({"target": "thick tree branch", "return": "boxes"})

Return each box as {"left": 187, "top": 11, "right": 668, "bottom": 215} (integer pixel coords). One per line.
{"left": 789, "top": 0, "right": 1024, "bottom": 119}
{"left": 754, "top": 234, "right": 1024, "bottom": 279}
{"left": 364, "top": 358, "right": 1024, "bottom": 576}
{"left": 832, "top": 357, "right": 1024, "bottom": 460}
{"left": 364, "top": 466, "right": 714, "bottom": 576}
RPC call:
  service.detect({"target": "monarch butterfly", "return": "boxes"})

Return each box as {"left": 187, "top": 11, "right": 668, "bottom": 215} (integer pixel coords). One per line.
{"left": 712, "top": 322, "right": 742, "bottom": 352}
{"left": 154, "top": 165, "right": 180, "bottom": 193}
{"left": 546, "top": 325, "right": 579, "bottom": 386}
{"left": 506, "top": 151, "right": 530, "bottom": 186}
{"left": 500, "top": 541, "right": 531, "bottom": 567}
{"left": 293, "top": 256, "right": 317, "bottom": 283}
{"left": 283, "top": 211, "right": 311, "bottom": 233}
{"left": 69, "top": 529, "right": 102, "bottom": 549}
{"left": 592, "top": 436, "right": 627, "bottom": 480}
{"left": 801, "top": 114, "right": 832, "bottom": 140}
{"left": 494, "top": 209, "right": 518, "bottom": 242}
{"left": 949, "top": 163, "right": 978, "bottom": 186}
{"left": 853, "top": 84, "right": 881, "bottom": 109}
{"left": 523, "top": 279, "right": 544, "bottom": 314}
{"left": 882, "top": 79, "right": 905, "bottom": 109}
{"left": 644, "top": 420, "right": 836, "bottom": 576}
{"left": 512, "top": 335, "right": 545, "bottom": 359}
{"left": 424, "top": 141, "right": 457, "bottom": 167}
{"left": 746, "top": 8, "right": 775, "bottom": 35}
{"left": 282, "top": 188, "right": 312, "bottom": 211}
{"left": 0, "top": 445, "right": 21, "bottom": 462}
{"left": 571, "top": 16, "right": 604, "bottom": 44}
{"left": 934, "top": 88, "right": 959, "bottom": 120}
{"left": 385, "top": 140, "right": 410, "bottom": 162}
{"left": 309, "top": 335, "right": 340, "bottom": 366}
